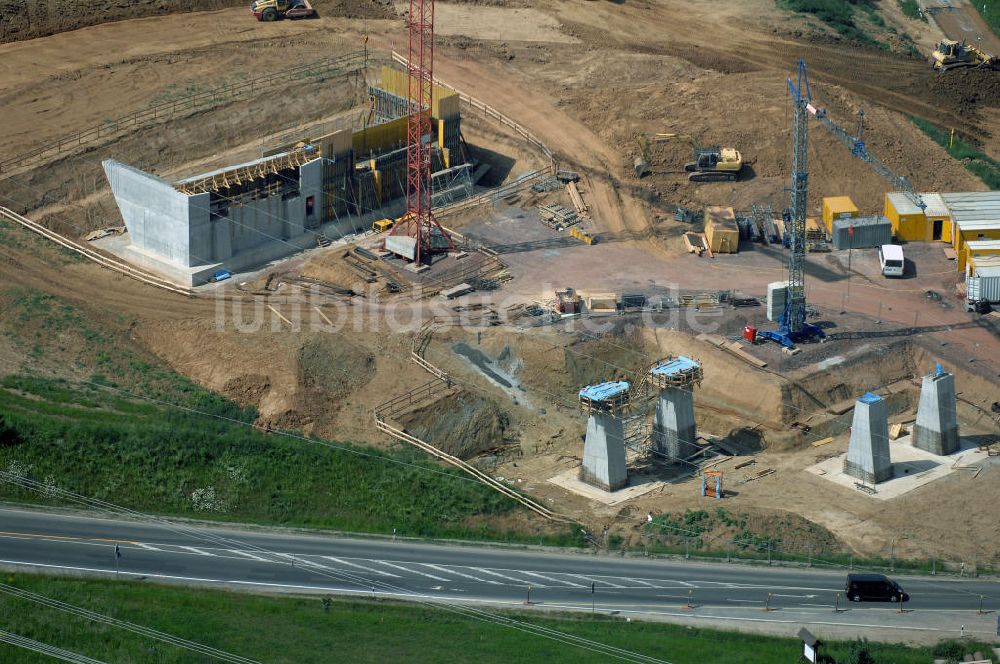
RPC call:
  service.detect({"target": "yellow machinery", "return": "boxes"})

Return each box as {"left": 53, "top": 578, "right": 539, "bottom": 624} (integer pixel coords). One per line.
{"left": 930, "top": 39, "right": 997, "bottom": 72}
{"left": 635, "top": 133, "right": 744, "bottom": 182}
{"left": 250, "top": 0, "right": 315, "bottom": 21}
{"left": 372, "top": 218, "right": 395, "bottom": 233}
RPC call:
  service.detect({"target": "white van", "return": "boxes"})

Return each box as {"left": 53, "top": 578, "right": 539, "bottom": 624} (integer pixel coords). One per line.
{"left": 879, "top": 244, "right": 904, "bottom": 277}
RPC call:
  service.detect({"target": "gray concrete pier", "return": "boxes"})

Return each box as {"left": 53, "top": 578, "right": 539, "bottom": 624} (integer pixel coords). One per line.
{"left": 581, "top": 413, "right": 628, "bottom": 492}
{"left": 652, "top": 387, "right": 697, "bottom": 461}
{"left": 914, "top": 365, "right": 959, "bottom": 456}
{"left": 648, "top": 356, "right": 703, "bottom": 462}
{"left": 844, "top": 392, "right": 893, "bottom": 484}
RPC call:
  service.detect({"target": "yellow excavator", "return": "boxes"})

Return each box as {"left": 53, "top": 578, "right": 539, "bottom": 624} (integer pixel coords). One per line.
{"left": 635, "top": 133, "right": 744, "bottom": 182}
{"left": 930, "top": 39, "right": 997, "bottom": 72}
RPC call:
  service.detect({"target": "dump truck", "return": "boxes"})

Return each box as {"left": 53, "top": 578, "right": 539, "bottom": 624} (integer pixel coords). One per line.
{"left": 372, "top": 218, "right": 395, "bottom": 233}
{"left": 250, "top": 0, "right": 315, "bottom": 21}
{"left": 930, "top": 39, "right": 997, "bottom": 72}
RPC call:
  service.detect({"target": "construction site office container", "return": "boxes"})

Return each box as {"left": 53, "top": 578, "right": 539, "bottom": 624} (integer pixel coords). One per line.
{"left": 966, "top": 262, "right": 1000, "bottom": 308}
{"left": 941, "top": 191, "right": 1000, "bottom": 256}
{"left": 921, "top": 192, "right": 953, "bottom": 243}
{"left": 884, "top": 192, "right": 927, "bottom": 242}
{"left": 704, "top": 206, "right": 739, "bottom": 254}
{"left": 963, "top": 239, "right": 1000, "bottom": 275}
{"left": 831, "top": 216, "right": 893, "bottom": 250}
{"left": 822, "top": 196, "right": 859, "bottom": 233}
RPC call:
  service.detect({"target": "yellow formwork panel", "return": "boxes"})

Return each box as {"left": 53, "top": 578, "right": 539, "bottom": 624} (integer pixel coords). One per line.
{"left": 379, "top": 65, "right": 459, "bottom": 119}
{"left": 317, "top": 129, "right": 352, "bottom": 158}
{"left": 352, "top": 115, "right": 412, "bottom": 156}
{"left": 371, "top": 162, "right": 382, "bottom": 206}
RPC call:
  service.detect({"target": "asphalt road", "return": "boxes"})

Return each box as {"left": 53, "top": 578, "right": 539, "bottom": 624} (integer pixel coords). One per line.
{"left": 1, "top": 508, "right": 997, "bottom": 639}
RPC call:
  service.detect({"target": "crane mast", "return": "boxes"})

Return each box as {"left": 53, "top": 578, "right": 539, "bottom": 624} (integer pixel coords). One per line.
{"left": 396, "top": 0, "right": 454, "bottom": 264}
{"left": 760, "top": 60, "right": 825, "bottom": 348}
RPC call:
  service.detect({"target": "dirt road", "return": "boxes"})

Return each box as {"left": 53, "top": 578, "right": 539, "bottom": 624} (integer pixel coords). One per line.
{"left": 927, "top": 0, "right": 1000, "bottom": 56}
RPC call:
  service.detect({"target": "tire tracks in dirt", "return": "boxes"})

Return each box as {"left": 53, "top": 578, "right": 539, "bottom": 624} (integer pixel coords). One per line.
{"left": 433, "top": 56, "right": 657, "bottom": 249}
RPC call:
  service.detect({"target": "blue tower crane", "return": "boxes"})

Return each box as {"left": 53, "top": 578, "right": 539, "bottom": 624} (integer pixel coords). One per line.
{"left": 759, "top": 60, "right": 826, "bottom": 349}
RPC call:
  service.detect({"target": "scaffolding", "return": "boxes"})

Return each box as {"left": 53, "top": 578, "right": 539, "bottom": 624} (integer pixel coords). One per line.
{"left": 175, "top": 147, "right": 313, "bottom": 195}
{"left": 579, "top": 381, "right": 632, "bottom": 415}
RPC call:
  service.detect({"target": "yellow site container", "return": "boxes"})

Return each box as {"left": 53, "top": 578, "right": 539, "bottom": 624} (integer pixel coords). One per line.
{"left": 884, "top": 192, "right": 927, "bottom": 242}
{"left": 960, "top": 239, "right": 1000, "bottom": 274}
{"left": 822, "top": 196, "right": 859, "bottom": 233}
{"left": 954, "top": 223, "right": 1000, "bottom": 262}
{"left": 704, "top": 206, "right": 739, "bottom": 254}
{"left": 920, "top": 193, "right": 952, "bottom": 243}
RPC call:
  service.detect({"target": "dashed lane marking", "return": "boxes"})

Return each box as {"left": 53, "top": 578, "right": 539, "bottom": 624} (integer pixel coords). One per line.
{"left": 471, "top": 568, "right": 542, "bottom": 586}
{"left": 520, "top": 571, "right": 586, "bottom": 587}
{"left": 227, "top": 550, "right": 268, "bottom": 562}
{"left": 322, "top": 557, "right": 401, "bottom": 578}
{"left": 376, "top": 560, "right": 451, "bottom": 581}
{"left": 422, "top": 564, "right": 501, "bottom": 585}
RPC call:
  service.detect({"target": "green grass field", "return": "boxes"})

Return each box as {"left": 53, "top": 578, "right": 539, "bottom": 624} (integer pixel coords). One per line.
{"left": 910, "top": 117, "right": 1000, "bottom": 189}
{"left": 0, "top": 574, "right": 985, "bottom": 664}
{"left": 0, "top": 375, "right": 583, "bottom": 544}
{"left": 0, "top": 286, "right": 581, "bottom": 546}
{"left": 778, "top": 0, "right": 884, "bottom": 45}
{"left": 976, "top": 0, "right": 1000, "bottom": 37}
{"left": 897, "top": 0, "right": 925, "bottom": 21}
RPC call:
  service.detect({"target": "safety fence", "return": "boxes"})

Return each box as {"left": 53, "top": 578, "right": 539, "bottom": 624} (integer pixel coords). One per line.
{"left": 0, "top": 50, "right": 369, "bottom": 177}
{"left": 372, "top": 322, "right": 575, "bottom": 524}
{"left": 0, "top": 207, "right": 192, "bottom": 297}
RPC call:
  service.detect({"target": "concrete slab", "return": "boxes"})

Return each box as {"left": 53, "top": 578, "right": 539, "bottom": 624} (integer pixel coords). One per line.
{"left": 548, "top": 467, "right": 666, "bottom": 506}
{"left": 806, "top": 434, "right": 990, "bottom": 500}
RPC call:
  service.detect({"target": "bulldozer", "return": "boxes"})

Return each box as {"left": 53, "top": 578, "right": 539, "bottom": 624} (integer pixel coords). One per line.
{"left": 930, "top": 39, "right": 997, "bottom": 72}
{"left": 251, "top": 0, "right": 315, "bottom": 21}
{"left": 635, "top": 133, "right": 744, "bottom": 182}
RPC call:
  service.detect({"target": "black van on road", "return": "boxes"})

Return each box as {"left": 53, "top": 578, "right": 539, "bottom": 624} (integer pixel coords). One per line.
{"left": 846, "top": 573, "right": 909, "bottom": 602}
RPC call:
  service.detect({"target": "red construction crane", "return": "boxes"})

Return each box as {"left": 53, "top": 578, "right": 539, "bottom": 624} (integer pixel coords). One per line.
{"left": 394, "top": 0, "right": 455, "bottom": 264}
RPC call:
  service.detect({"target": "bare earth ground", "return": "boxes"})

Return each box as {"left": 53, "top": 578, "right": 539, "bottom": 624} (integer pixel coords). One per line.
{"left": 0, "top": 0, "right": 998, "bottom": 562}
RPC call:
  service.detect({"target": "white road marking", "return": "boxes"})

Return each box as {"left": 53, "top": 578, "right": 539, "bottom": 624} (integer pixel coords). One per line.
{"left": 322, "top": 557, "right": 400, "bottom": 578}
{"left": 422, "top": 564, "right": 500, "bottom": 585}
{"left": 471, "top": 568, "right": 542, "bottom": 586}
{"left": 772, "top": 593, "right": 818, "bottom": 599}
{"left": 273, "top": 553, "right": 327, "bottom": 569}
{"left": 727, "top": 599, "right": 762, "bottom": 603}
{"left": 179, "top": 546, "right": 213, "bottom": 556}
{"left": 0, "top": 559, "right": 982, "bottom": 636}
{"left": 134, "top": 543, "right": 161, "bottom": 551}
{"left": 801, "top": 603, "right": 833, "bottom": 608}
{"left": 227, "top": 549, "right": 268, "bottom": 562}
{"left": 520, "top": 571, "right": 585, "bottom": 587}
{"left": 376, "top": 560, "right": 451, "bottom": 581}
{"left": 563, "top": 574, "right": 626, "bottom": 589}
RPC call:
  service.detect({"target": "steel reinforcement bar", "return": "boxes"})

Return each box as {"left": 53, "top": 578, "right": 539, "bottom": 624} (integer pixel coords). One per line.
{"left": 0, "top": 50, "right": 369, "bottom": 178}
{"left": 0, "top": 207, "right": 192, "bottom": 297}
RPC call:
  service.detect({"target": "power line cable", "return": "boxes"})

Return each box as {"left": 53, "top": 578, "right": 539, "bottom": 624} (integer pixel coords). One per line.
{"left": 0, "top": 584, "right": 261, "bottom": 664}
{"left": 0, "top": 472, "right": 672, "bottom": 664}
{"left": 0, "top": 629, "right": 110, "bottom": 664}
